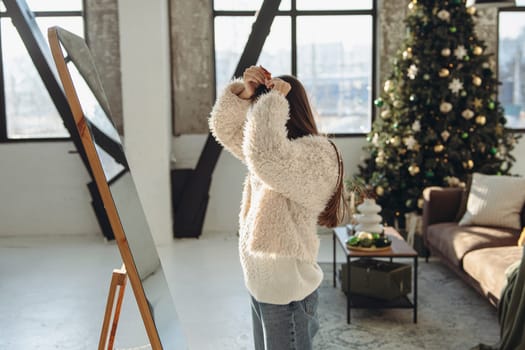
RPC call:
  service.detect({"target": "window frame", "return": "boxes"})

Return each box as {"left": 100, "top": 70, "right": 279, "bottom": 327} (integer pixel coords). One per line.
{"left": 0, "top": 5, "right": 84, "bottom": 143}
{"left": 497, "top": 4, "right": 525, "bottom": 133}
{"left": 212, "top": 0, "right": 377, "bottom": 137}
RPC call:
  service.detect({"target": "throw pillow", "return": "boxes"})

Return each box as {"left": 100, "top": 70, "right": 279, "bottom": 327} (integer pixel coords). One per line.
{"left": 458, "top": 173, "right": 525, "bottom": 230}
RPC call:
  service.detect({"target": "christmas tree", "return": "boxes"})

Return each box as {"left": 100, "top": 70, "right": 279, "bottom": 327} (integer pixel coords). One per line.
{"left": 356, "top": 0, "right": 520, "bottom": 226}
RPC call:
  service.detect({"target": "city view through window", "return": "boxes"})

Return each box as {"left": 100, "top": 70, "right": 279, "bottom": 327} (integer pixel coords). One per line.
{"left": 499, "top": 9, "right": 525, "bottom": 130}
{"left": 214, "top": 0, "right": 374, "bottom": 134}
{"left": 2, "top": 1, "right": 523, "bottom": 141}
{"left": 0, "top": 0, "right": 83, "bottom": 140}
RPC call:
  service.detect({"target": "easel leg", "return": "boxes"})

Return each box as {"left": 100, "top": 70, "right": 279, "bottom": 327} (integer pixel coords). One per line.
{"left": 99, "top": 265, "right": 127, "bottom": 350}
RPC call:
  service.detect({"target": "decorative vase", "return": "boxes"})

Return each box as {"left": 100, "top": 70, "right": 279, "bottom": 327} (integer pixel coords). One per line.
{"left": 354, "top": 198, "right": 383, "bottom": 233}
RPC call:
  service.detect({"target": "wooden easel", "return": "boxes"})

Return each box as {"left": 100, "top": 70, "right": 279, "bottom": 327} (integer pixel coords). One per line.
{"left": 99, "top": 265, "right": 128, "bottom": 350}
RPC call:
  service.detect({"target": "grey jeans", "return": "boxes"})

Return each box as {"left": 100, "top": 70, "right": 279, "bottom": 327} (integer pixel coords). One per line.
{"left": 250, "top": 289, "right": 320, "bottom": 350}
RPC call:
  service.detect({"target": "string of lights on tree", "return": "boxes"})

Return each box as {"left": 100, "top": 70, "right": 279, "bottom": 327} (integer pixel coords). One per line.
{"left": 354, "top": 0, "right": 520, "bottom": 226}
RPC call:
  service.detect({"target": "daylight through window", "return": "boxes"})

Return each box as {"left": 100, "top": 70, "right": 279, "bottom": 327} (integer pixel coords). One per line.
{"left": 0, "top": 0, "right": 83, "bottom": 141}
{"left": 498, "top": 3, "right": 525, "bottom": 130}
{"left": 214, "top": 0, "right": 376, "bottom": 135}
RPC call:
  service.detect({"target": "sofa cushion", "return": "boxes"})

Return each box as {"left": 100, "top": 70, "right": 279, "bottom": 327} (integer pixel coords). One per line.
{"left": 427, "top": 222, "right": 519, "bottom": 267}
{"left": 458, "top": 173, "right": 525, "bottom": 230}
{"left": 463, "top": 246, "right": 523, "bottom": 301}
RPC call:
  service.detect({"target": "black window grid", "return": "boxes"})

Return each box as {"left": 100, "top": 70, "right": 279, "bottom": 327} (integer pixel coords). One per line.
{"left": 212, "top": 0, "right": 378, "bottom": 137}
{"left": 0, "top": 4, "right": 83, "bottom": 143}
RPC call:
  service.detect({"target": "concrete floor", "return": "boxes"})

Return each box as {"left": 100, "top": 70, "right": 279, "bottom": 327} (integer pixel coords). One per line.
{"left": 0, "top": 231, "right": 343, "bottom": 350}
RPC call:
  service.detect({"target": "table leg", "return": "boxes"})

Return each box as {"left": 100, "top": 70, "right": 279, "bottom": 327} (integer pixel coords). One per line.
{"left": 414, "top": 256, "right": 418, "bottom": 323}
{"left": 347, "top": 256, "right": 351, "bottom": 324}
{"left": 333, "top": 232, "right": 336, "bottom": 288}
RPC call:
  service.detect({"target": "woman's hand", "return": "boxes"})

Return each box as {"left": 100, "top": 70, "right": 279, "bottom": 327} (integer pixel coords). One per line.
{"left": 266, "top": 78, "right": 291, "bottom": 97}
{"left": 238, "top": 66, "right": 271, "bottom": 100}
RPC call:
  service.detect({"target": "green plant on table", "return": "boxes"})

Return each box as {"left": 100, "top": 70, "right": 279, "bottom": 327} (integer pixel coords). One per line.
{"left": 347, "top": 231, "right": 392, "bottom": 248}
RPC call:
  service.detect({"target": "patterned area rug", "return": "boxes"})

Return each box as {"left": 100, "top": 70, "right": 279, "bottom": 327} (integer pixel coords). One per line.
{"left": 313, "top": 260, "right": 500, "bottom": 350}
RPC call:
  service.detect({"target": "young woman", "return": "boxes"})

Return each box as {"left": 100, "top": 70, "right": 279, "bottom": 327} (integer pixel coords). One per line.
{"left": 209, "top": 65, "right": 346, "bottom": 350}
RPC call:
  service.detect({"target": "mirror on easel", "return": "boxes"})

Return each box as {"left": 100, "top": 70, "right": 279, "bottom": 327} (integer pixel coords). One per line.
{"left": 47, "top": 26, "right": 187, "bottom": 349}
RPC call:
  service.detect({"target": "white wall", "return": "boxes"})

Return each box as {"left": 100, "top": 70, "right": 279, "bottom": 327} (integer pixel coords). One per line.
{"left": 118, "top": 0, "right": 173, "bottom": 245}
{"left": 0, "top": 142, "right": 100, "bottom": 236}
{"left": 174, "top": 134, "right": 525, "bottom": 234}
{"left": 173, "top": 136, "right": 369, "bottom": 234}
{"left": 0, "top": 130, "right": 521, "bottom": 238}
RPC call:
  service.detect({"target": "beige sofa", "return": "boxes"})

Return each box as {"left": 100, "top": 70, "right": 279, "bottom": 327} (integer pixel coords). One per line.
{"left": 422, "top": 186, "right": 524, "bottom": 306}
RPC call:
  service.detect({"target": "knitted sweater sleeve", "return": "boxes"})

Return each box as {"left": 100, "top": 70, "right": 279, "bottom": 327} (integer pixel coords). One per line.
{"left": 209, "top": 80, "right": 251, "bottom": 162}
{"left": 242, "top": 90, "right": 339, "bottom": 212}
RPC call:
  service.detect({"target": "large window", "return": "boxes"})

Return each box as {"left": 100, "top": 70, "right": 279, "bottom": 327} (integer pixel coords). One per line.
{"left": 214, "top": 0, "right": 376, "bottom": 135}
{"left": 0, "top": 0, "right": 83, "bottom": 141}
{"left": 498, "top": 0, "right": 525, "bottom": 131}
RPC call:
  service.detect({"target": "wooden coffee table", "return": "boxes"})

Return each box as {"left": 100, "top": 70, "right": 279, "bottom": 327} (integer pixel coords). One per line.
{"left": 332, "top": 226, "right": 418, "bottom": 324}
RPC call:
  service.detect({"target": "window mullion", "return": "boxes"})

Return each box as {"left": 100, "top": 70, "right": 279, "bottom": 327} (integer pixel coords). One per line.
{"left": 291, "top": 0, "right": 296, "bottom": 76}
{"left": 0, "top": 20, "right": 7, "bottom": 141}
{"left": 371, "top": 0, "right": 377, "bottom": 127}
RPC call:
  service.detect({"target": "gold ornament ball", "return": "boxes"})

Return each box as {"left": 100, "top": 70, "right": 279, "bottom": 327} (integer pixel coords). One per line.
{"left": 390, "top": 136, "right": 401, "bottom": 147}
{"left": 473, "top": 46, "right": 483, "bottom": 55}
{"left": 475, "top": 115, "right": 486, "bottom": 125}
{"left": 439, "top": 68, "right": 450, "bottom": 78}
{"left": 440, "top": 102, "right": 453, "bottom": 113}
{"left": 381, "top": 110, "right": 391, "bottom": 119}
{"left": 472, "top": 75, "right": 482, "bottom": 86}
{"left": 463, "top": 160, "right": 474, "bottom": 169}
{"left": 408, "top": 164, "right": 420, "bottom": 176}
{"left": 384, "top": 80, "right": 393, "bottom": 92}
{"left": 434, "top": 144, "right": 445, "bottom": 153}
{"left": 467, "top": 6, "right": 476, "bottom": 15}
{"left": 417, "top": 198, "right": 424, "bottom": 209}
{"left": 376, "top": 186, "right": 384, "bottom": 196}
{"left": 441, "top": 48, "right": 451, "bottom": 57}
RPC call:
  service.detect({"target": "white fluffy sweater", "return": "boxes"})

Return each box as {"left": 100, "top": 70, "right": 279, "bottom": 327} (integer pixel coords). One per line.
{"left": 209, "top": 80, "right": 339, "bottom": 304}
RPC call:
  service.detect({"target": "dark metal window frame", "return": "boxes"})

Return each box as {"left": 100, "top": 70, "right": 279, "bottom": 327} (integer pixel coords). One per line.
{"left": 0, "top": 6, "right": 84, "bottom": 143}
{"left": 497, "top": 5, "right": 525, "bottom": 133}
{"left": 213, "top": 0, "right": 378, "bottom": 137}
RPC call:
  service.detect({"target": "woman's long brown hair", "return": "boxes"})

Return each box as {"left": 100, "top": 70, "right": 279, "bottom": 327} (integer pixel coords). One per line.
{"left": 265, "top": 75, "right": 348, "bottom": 227}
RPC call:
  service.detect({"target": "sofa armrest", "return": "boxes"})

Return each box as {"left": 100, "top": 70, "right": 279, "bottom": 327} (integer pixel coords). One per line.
{"left": 422, "top": 186, "right": 465, "bottom": 237}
